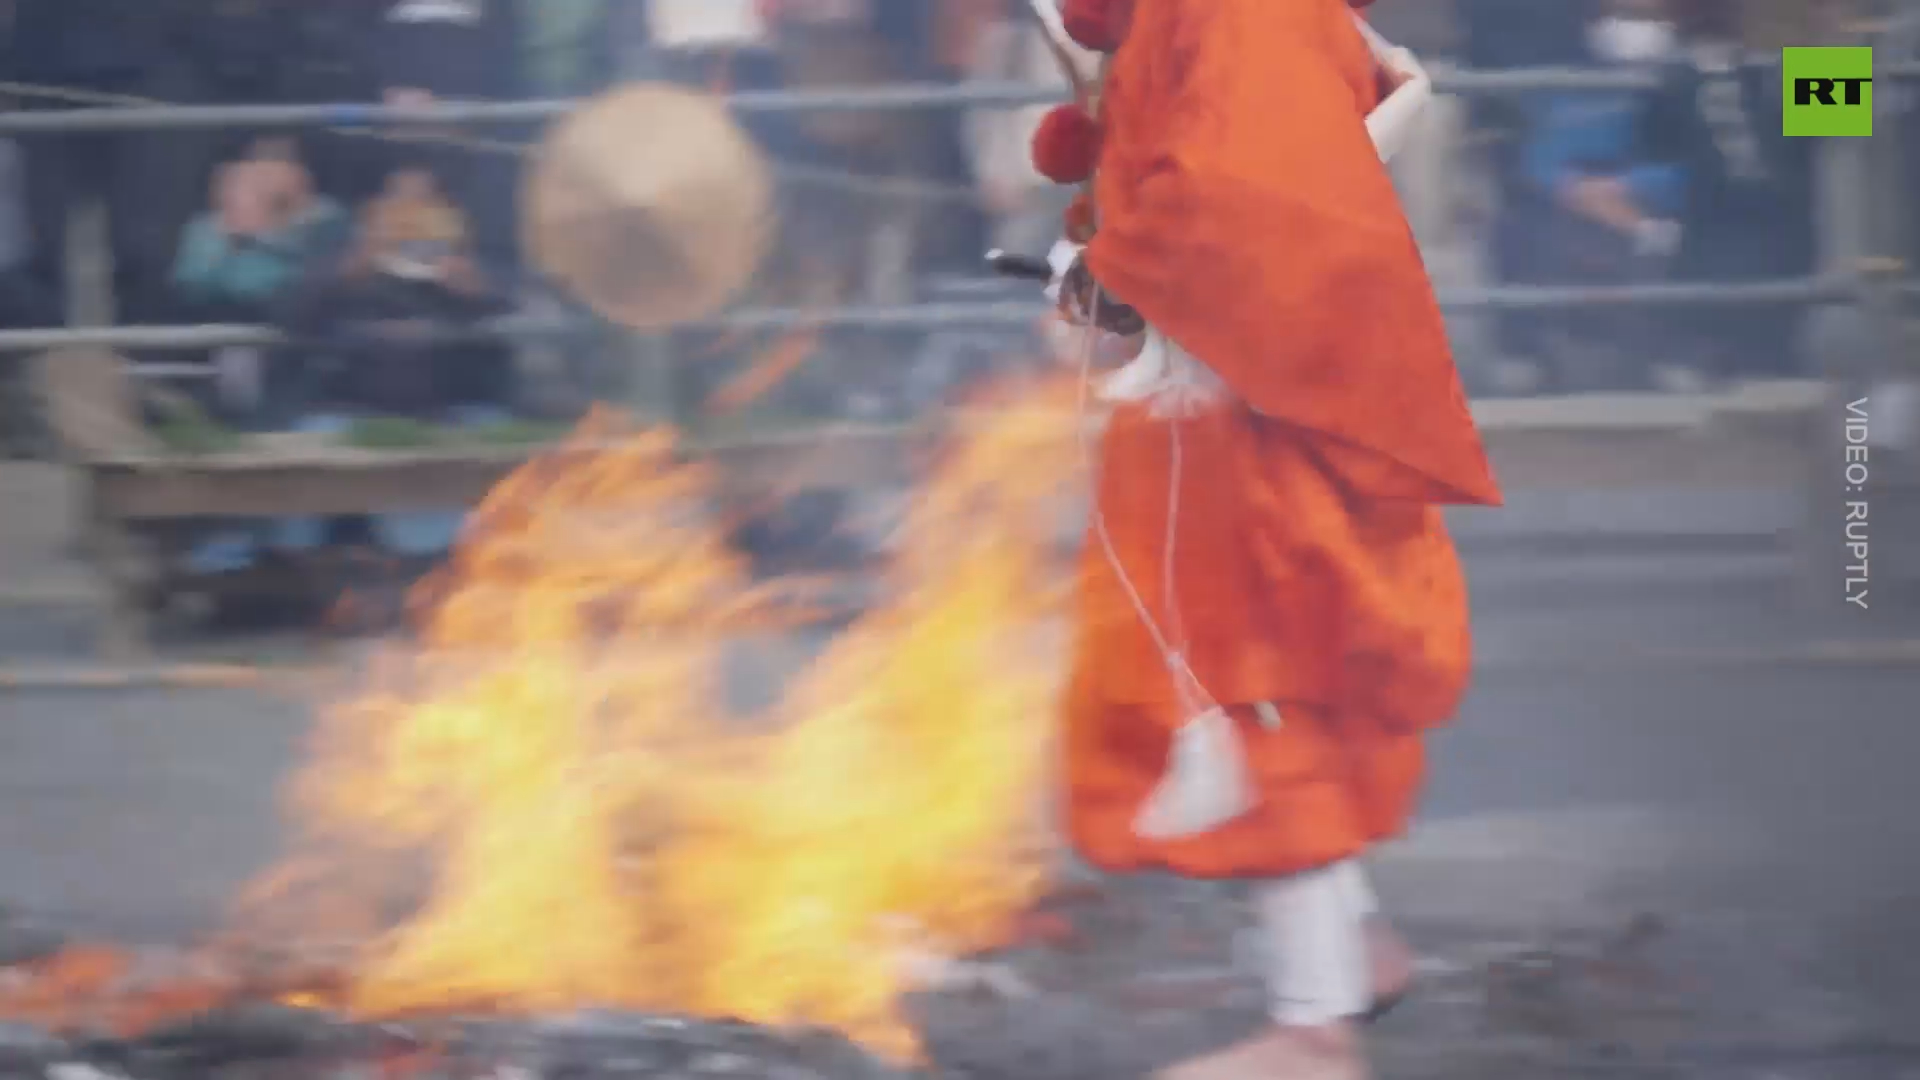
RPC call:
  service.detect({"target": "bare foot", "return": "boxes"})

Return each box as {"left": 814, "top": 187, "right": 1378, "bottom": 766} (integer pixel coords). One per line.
{"left": 1155, "top": 1021, "right": 1369, "bottom": 1080}
{"left": 1364, "top": 917, "right": 1416, "bottom": 1007}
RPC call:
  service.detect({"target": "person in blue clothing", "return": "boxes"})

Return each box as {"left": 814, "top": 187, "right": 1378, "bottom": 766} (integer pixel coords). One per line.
{"left": 1508, "top": 0, "right": 1687, "bottom": 390}
{"left": 169, "top": 137, "right": 349, "bottom": 424}
{"left": 1458, "top": 0, "right": 1596, "bottom": 389}
{"left": 1524, "top": 3, "right": 1685, "bottom": 245}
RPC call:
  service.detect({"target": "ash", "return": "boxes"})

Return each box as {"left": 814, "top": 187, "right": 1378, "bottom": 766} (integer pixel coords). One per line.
{"left": 912, "top": 874, "right": 1920, "bottom": 1080}
{"left": 7, "top": 877, "right": 1920, "bottom": 1080}
{"left": 1, "top": 1008, "right": 910, "bottom": 1080}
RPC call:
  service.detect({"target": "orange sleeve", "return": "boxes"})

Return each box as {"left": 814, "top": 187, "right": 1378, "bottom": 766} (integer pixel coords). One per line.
{"left": 1084, "top": 0, "right": 1500, "bottom": 507}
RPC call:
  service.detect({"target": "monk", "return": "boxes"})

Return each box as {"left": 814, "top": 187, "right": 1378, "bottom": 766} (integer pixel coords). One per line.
{"left": 1031, "top": 0, "right": 1504, "bottom": 1077}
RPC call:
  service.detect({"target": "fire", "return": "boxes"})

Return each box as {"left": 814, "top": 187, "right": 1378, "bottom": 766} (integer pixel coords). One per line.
{"left": 0, "top": 946, "right": 238, "bottom": 1037}
{"left": 237, "top": 385, "right": 1081, "bottom": 1056}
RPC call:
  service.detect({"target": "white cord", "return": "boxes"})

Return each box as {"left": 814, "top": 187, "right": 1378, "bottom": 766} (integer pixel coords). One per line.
{"left": 1073, "top": 292, "right": 1220, "bottom": 720}
{"left": 1058, "top": 15, "right": 1421, "bottom": 784}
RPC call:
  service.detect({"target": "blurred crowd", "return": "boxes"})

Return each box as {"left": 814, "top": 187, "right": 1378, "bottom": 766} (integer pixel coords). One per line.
{"left": 0, "top": 0, "right": 1903, "bottom": 627}
{"left": 0, "top": 0, "right": 1904, "bottom": 441}
{"left": 1457, "top": 0, "right": 1830, "bottom": 394}
{"left": 0, "top": 0, "right": 561, "bottom": 430}
{"left": 967, "top": 0, "right": 1895, "bottom": 396}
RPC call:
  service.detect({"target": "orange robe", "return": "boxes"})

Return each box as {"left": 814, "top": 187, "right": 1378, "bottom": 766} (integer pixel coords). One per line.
{"left": 1063, "top": 0, "right": 1503, "bottom": 879}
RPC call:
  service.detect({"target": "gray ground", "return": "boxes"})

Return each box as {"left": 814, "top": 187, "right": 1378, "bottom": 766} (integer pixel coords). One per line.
{"left": 4, "top": 462, "right": 1920, "bottom": 1075}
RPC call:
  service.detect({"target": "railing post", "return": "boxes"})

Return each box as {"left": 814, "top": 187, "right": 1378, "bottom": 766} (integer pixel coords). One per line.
{"left": 1863, "top": 48, "right": 1920, "bottom": 617}
{"left": 60, "top": 191, "right": 148, "bottom": 656}
{"left": 1792, "top": 97, "right": 1920, "bottom": 628}
{"left": 64, "top": 197, "right": 115, "bottom": 329}
{"left": 626, "top": 331, "right": 684, "bottom": 431}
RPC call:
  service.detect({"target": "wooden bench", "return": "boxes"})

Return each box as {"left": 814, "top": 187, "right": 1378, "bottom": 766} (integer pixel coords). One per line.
{"left": 29, "top": 341, "right": 1844, "bottom": 658}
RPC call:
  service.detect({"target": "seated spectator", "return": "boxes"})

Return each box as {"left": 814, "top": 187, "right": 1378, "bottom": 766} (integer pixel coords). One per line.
{"left": 1642, "top": 0, "right": 1815, "bottom": 385}
{"left": 285, "top": 164, "right": 514, "bottom": 417}
{"left": 186, "top": 164, "right": 517, "bottom": 593}
{"left": 1504, "top": 0, "right": 1686, "bottom": 390}
{"left": 169, "top": 137, "right": 346, "bottom": 424}
{"left": 355, "top": 167, "right": 483, "bottom": 289}
{"left": 1525, "top": 2, "right": 1685, "bottom": 256}
{"left": 372, "top": 0, "right": 520, "bottom": 265}
{"left": 170, "top": 137, "right": 348, "bottom": 322}
{"left": 1460, "top": 0, "right": 1601, "bottom": 388}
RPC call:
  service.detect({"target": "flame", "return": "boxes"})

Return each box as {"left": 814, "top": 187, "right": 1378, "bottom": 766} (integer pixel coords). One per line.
{"left": 706, "top": 324, "right": 826, "bottom": 415}
{"left": 0, "top": 374, "right": 1083, "bottom": 1055}
{"left": 238, "top": 383, "right": 1081, "bottom": 1056}
{"left": 0, "top": 945, "right": 239, "bottom": 1037}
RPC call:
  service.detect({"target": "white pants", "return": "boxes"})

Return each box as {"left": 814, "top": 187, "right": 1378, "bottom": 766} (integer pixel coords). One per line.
{"left": 1253, "top": 859, "right": 1380, "bottom": 1026}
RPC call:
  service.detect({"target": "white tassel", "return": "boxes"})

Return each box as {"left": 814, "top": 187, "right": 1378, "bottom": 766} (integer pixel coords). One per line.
{"left": 1131, "top": 705, "right": 1259, "bottom": 840}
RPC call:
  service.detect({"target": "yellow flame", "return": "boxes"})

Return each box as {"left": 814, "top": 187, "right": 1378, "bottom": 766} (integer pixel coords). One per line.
{"left": 249, "top": 384, "right": 1081, "bottom": 1056}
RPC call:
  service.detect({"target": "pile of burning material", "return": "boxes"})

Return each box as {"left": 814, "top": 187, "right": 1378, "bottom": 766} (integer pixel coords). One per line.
{"left": 0, "top": 879, "right": 1264, "bottom": 1080}
{"left": 2, "top": 386, "right": 1088, "bottom": 1074}
{"left": 8, "top": 382, "right": 1870, "bottom": 1077}
{"left": 0, "top": 998, "right": 909, "bottom": 1080}
{"left": 6, "top": 882, "right": 1838, "bottom": 1080}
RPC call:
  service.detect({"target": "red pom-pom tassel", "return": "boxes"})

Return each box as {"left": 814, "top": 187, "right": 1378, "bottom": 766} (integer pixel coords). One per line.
{"left": 1031, "top": 104, "right": 1103, "bottom": 184}
{"left": 1061, "top": 0, "right": 1134, "bottom": 53}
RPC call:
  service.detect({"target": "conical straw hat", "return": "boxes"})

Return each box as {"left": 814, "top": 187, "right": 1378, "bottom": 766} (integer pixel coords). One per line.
{"left": 523, "top": 82, "right": 775, "bottom": 330}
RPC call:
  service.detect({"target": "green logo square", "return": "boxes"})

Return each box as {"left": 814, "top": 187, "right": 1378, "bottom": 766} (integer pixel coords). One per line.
{"left": 1783, "top": 47, "right": 1873, "bottom": 137}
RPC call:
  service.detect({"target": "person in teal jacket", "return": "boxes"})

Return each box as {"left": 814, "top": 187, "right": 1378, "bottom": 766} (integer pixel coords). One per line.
{"left": 170, "top": 139, "right": 349, "bottom": 314}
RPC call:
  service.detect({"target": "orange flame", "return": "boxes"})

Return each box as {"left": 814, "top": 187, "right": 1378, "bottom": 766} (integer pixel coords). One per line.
{"left": 706, "top": 324, "right": 826, "bottom": 415}
{"left": 0, "top": 945, "right": 239, "bottom": 1037}
{"left": 237, "top": 384, "right": 1083, "bottom": 1057}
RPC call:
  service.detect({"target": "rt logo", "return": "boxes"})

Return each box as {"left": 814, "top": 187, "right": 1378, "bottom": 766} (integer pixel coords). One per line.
{"left": 1783, "top": 47, "right": 1873, "bottom": 136}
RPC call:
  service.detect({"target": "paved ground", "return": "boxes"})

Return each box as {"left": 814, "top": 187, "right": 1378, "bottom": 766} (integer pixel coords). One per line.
{"left": 6, "top": 634, "right": 1920, "bottom": 1076}
{"left": 5, "top": 458, "right": 1920, "bottom": 1072}
{"left": 3, "top": 608, "right": 1918, "bottom": 942}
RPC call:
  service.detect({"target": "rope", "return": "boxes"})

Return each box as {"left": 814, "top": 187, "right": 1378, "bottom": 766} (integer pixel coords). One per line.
{"left": 1073, "top": 294, "right": 1220, "bottom": 723}
{"left": 0, "top": 77, "right": 986, "bottom": 205}
{"left": 0, "top": 78, "right": 530, "bottom": 157}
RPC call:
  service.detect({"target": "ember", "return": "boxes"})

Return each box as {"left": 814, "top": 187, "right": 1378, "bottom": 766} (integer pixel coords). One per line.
{"left": 2, "top": 386, "right": 1082, "bottom": 1062}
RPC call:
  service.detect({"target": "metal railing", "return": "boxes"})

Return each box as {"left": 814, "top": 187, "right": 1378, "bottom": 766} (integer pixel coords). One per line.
{"left": 0, "top": 277, "right": 1880, "bottom": 349}
{"left": 0, "top": 61, "right": 1911, "bottom": 396}
{"left": 0, "top": 49, "right": 1907, "bottom": 649}
{"left": 0, "top": 61, "right": 1914, "bottom": 132}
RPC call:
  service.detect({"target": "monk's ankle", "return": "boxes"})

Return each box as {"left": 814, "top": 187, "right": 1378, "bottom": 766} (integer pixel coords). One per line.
{"left": 1265, "top": 1019, "right": 1362, "bottom": 1055}
{"left": 1363, "top": 917, "right": 1416, "bottom": 1001}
